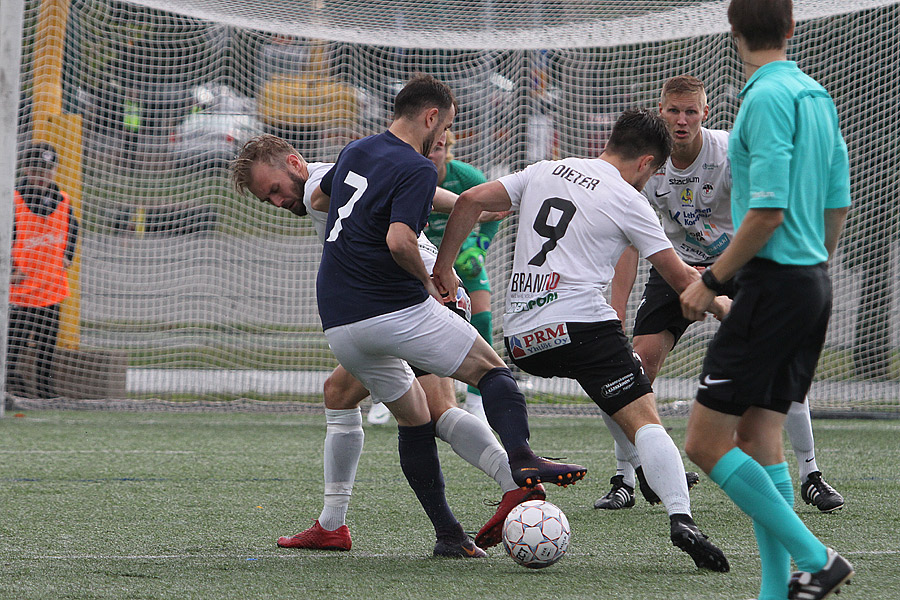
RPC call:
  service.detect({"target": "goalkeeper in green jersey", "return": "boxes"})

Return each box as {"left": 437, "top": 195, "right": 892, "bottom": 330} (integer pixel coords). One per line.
{"left": 425, "top": 131, "right": 496, "bottom": 423}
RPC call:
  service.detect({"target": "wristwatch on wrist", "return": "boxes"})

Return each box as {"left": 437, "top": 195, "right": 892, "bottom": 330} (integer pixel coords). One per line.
{"left": 701, "top": 268, "right": 727, "bottom": 295}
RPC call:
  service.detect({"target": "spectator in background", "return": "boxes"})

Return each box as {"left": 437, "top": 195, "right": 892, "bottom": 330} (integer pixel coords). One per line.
{"left": 7, "top": 142, "right": 79, "bottom": 400}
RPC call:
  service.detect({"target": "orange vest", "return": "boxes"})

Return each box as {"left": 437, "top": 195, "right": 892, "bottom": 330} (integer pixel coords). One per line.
{"left": 9, "top": 190, "right": 72, "bottom": 307}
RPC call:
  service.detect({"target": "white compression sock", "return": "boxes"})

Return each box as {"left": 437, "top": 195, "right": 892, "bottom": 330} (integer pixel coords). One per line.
{"left": 463, "top": 390, "right": 488, "bottom": 424}
{"left": 435, "top": 406, "right": 518, "bottom": 493}
{"left": 787, "top": 397, "right": 819, "bottom": 480}
{"left": 602, "top": 412, "right": 640, "bottom": 488}
{"left": 319, "top": 408, "right": 364, "bottom": 531}
{"left": 613, "top": 441, "right": 638, "bottom": 488}
{"left": 634, "top": 423, "right": 691, "bottom": 516}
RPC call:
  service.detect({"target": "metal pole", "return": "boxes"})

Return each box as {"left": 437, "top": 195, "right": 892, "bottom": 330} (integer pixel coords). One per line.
{"left": 0, "top": 0, "right": 26, "bottom": 416}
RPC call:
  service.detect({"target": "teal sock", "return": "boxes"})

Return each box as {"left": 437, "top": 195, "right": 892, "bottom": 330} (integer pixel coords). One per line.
{"left": 755, "top": 462, "right": 793, "bottom": 600}
{"left": 710, "top": 448, "right": 827, "bottom": 573}
{"left": 467, "top": 310, "right": 493, "bottom": 396}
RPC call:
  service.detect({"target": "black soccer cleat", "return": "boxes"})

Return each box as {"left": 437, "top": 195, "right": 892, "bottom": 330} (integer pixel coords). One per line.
{"left": 433, "top": 531, "right": 486, "bottom": 558}
{"left": 669, "top": 514, "right": 730, "bottom": 572}
{"left": 800, "top": 472, "right": 844, "bottom": 513}
{"left": 593, "top": 475, "right": 636, "bottom": 510}
{"left": 636, "top": 467, "right": 701, "bottom": 505}
{"left": 510, "top": 455, "right": 587, "bottom": 489}
{"left": 788, "top": 548, "right": 853, "bottom": 599}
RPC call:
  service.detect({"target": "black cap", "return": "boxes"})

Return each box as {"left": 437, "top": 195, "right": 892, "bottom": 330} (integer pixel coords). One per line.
{"left": 21, "top": 142, "right": 59, "bottom": 171}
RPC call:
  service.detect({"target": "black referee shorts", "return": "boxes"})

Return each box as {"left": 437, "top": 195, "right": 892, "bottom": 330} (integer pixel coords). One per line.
{"left": 633, "top": 266, "right": 736, "bottom": 342}
{"left": 505, "top": 321, "right": 652, "bottom": 415}
{"left": 696, "top": 259, "right": 832, "bottom": 416}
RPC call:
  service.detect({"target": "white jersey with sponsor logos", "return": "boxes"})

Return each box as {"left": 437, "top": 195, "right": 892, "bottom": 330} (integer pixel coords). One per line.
{"left": 304, "top": 162, "right": 439, "bottom": 273}
{"left": 498, "top": 158, "right": 672, "bottom": 336}
{"left": 641, "top": 128, "right": 733, "bottom": 265}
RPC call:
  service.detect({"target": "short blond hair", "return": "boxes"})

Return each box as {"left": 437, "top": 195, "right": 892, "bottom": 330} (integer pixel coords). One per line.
{"left": 444, "top": 130, "right": 456, "bottom": 162}
{"left": 660, "top": 75, "right": 708, "bottom": 108}
{"left": 231, "top": 134, "right": 301, "bottom": 194}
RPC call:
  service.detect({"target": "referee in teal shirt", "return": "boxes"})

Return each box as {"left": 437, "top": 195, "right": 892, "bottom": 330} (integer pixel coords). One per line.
{"left": 679, "top": 1, "right": 853, "bottom": 599}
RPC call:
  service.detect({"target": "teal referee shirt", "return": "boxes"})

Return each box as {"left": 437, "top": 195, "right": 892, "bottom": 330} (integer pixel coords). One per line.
{"left": 729, "top": 61, "right": 851, "bottom": 265}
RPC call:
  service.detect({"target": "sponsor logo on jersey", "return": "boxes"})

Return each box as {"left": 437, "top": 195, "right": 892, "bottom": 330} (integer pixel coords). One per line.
{"left": 702, "top": 162, "right": 717, "bottom": 170}
{"left": 669, "top": 175, "right": 700, "bottom": 185}
{"left": 509, "top": 291, "right": 558, "bottom": 313}
{"left": 654, "top": 190, "right": 670, "bottom": 198}
{"left": 684, "top": 232, "right": 730, "bottom": 256}
{"left": 508, "top": 322, "right": 571, "bottom": 358}
{"left": 510, "top": 271, "right": 560, "bottom": 293}
{"left": 20, "top": 231, "right": 65, "bottom": 250}
{"left": 701, "top": 182, "right": 714, "bottom": 198}
{"left": 669, "top": 206, "right": 713, "bottom": 227}
{"left": 680, "top": 188, "right": 694, "bottom": 206}
{"left": 600, "top": 372, "right": 636, "bottom": 398}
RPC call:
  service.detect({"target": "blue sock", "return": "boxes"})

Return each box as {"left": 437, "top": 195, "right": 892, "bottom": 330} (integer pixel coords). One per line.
{"left": 755, "top": 462, "right": 793, "bottom": 600}
{"left": 397, "top": 422, "right": 457, "bottom": 533}
{"left": 478, "top": 367, "right": 530, "bottom": 452}
{"left": 710, "top": 448, "right": 827, "bottom": 573}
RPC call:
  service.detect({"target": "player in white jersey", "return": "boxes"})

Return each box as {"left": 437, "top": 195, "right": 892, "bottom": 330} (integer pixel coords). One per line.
{"left": 434, "top": 108, "right": 730, "bottom": 572}
{"left": 597, "top": 76, "right": 844, "bottom": 514}
{"left": 231, "top": 134, "right": 544, "bottom": 554}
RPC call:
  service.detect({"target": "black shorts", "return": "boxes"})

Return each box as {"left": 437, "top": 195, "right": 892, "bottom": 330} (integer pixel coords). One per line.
{"left": 696, "top": 259, "right": 832, "bottom": 416}
{"left": 633, "top": 266, "right": 736, "bottom": 343}
{"left": 505, "top": 321, "right": 652, "bottom": 415}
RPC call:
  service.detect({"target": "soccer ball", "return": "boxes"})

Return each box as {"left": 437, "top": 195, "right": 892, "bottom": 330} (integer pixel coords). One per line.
{"left": 502, "top": 499, "right": 570, "bottom": 569}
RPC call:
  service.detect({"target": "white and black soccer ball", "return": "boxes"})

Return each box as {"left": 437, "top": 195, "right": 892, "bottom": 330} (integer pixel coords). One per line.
{"left": 502, "top": 499, "right": 570, "bottom": 569}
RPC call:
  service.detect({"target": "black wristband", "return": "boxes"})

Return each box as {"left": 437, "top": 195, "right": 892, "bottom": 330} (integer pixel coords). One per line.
{"left": 701, "top": 268, "right": 727, "bottom": 295}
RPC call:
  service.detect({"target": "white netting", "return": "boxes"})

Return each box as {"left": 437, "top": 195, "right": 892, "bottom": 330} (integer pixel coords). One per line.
{"left": 8, "top": 0, "right": 899, "bottom": 413}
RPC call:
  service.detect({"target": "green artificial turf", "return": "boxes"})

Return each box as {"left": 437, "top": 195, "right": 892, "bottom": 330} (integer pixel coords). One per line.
{"left": 1, "top": 411, "right": 897, "bottom": 599}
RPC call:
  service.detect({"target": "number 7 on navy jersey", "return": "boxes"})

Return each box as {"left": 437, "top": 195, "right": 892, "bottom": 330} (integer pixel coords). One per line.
{"left": 326, "top": 171, "right": 368, "bottom": 242}
{"left": 528, "top": 197, "right": 577, "bottom": 266}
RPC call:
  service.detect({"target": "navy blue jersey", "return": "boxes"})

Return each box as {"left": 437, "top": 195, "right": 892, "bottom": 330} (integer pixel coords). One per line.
{"left": 316, "top": 131, "right": 438, "bottom": 329}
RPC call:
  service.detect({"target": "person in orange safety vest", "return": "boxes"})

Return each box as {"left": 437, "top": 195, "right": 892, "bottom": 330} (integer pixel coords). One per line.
{"left": 7, "top": 142, "right": 79, "bottom": 399}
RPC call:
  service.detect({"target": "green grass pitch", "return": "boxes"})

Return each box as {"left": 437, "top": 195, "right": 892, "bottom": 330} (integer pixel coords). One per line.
{"left": 1, "top": 410, "right": 898, "bottom": 599}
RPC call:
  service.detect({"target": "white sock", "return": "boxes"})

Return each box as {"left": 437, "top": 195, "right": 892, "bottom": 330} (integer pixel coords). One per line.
{"left": 463, "top": 390, "right": 488, "bottom": 424}
{"left": 435, "top": 406, "right": 518, "bottom": 493}
{"left": 787, "top": 396, "right": 819, "bottom": 480}
{"left": 319, "top": 408, "right": 364, "bottom": 531}
{"left": 602, "top": 412, "right": 640, "bottom": 488}
{"left": 613, "top": 441, "right": 637, "bottom": 488}
{"left": 634, "top": 423, "right": 691, "bottom": 517}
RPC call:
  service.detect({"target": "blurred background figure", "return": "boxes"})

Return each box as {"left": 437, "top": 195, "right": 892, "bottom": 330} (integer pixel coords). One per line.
{"left": 6, "top": 142, "right": 79, "bottom": 400}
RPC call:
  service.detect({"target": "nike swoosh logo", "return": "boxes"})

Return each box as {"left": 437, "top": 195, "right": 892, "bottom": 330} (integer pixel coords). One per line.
{"left": 463, "top": 545, "right": 478, "bottom": 556}
{"left": 655, "top": 191, "right": 670, "bottom": 197}
{"left": 702, "top": 375, "right": 732, "bottom": 386}
{"left": 805, "top": 457, "right": 816, "bottom": 463}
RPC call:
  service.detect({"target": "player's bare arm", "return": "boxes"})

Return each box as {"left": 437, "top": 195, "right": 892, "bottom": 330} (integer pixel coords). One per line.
{"left": 680, "top": 207, "right": 783, "bottom": 320}
{"left": 824, "top": 206, "right": 849, "bottom": 259}
{"left": 310, "top": 185, "right": 330, "bottom": 212}
{"left": 432, "top": 185, "right": 508, "bottom": 223}
{"left": 386, "top": 221, "right": 442, "bottom": 301}
{"left": 433, "top": 181, "right": 512, "bottom": 298}
{"left": 611, "top": 245, "right": 639, "bottom": 324}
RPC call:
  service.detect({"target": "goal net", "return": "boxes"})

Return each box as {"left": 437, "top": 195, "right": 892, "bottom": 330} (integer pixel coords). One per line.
{"left": 8, "top": 0, "right": 899, "bottom": 415}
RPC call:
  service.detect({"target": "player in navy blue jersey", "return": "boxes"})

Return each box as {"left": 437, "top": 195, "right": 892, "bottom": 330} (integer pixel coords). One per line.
{"left": 310, "top": 74, "right": 586, "bottom": 553}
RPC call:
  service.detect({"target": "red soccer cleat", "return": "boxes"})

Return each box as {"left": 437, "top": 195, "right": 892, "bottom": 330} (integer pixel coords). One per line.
{"left": 276, "top": 520, "right": 352, "bottom": 551}
{"left": 474, "top": 484, "right": 546, "bottom": 549}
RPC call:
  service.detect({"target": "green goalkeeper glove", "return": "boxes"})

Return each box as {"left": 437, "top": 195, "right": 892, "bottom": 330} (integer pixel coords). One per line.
{"left": 454, "top": 234, "right": 491, "bottom": 279}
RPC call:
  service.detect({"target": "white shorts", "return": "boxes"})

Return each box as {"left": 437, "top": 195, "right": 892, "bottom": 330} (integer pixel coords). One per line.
{"left": 324, "top": 297, "right": 478, "bottom": 403}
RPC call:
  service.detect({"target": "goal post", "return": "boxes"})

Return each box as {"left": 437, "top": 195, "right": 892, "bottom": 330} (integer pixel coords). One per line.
{"left": 6, "top": 0, "right": 899, "bottom": 415}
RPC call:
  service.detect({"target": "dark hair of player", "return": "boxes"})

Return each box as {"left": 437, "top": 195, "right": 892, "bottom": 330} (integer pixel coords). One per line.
{"left": 605, "top": 108, "right": 673, "bottom": 169}
{"left": 393, "top": 73, "right": 458, "bottom": 121}
{"left": 728, "top": 0, "right": 793, "bottom": 52}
